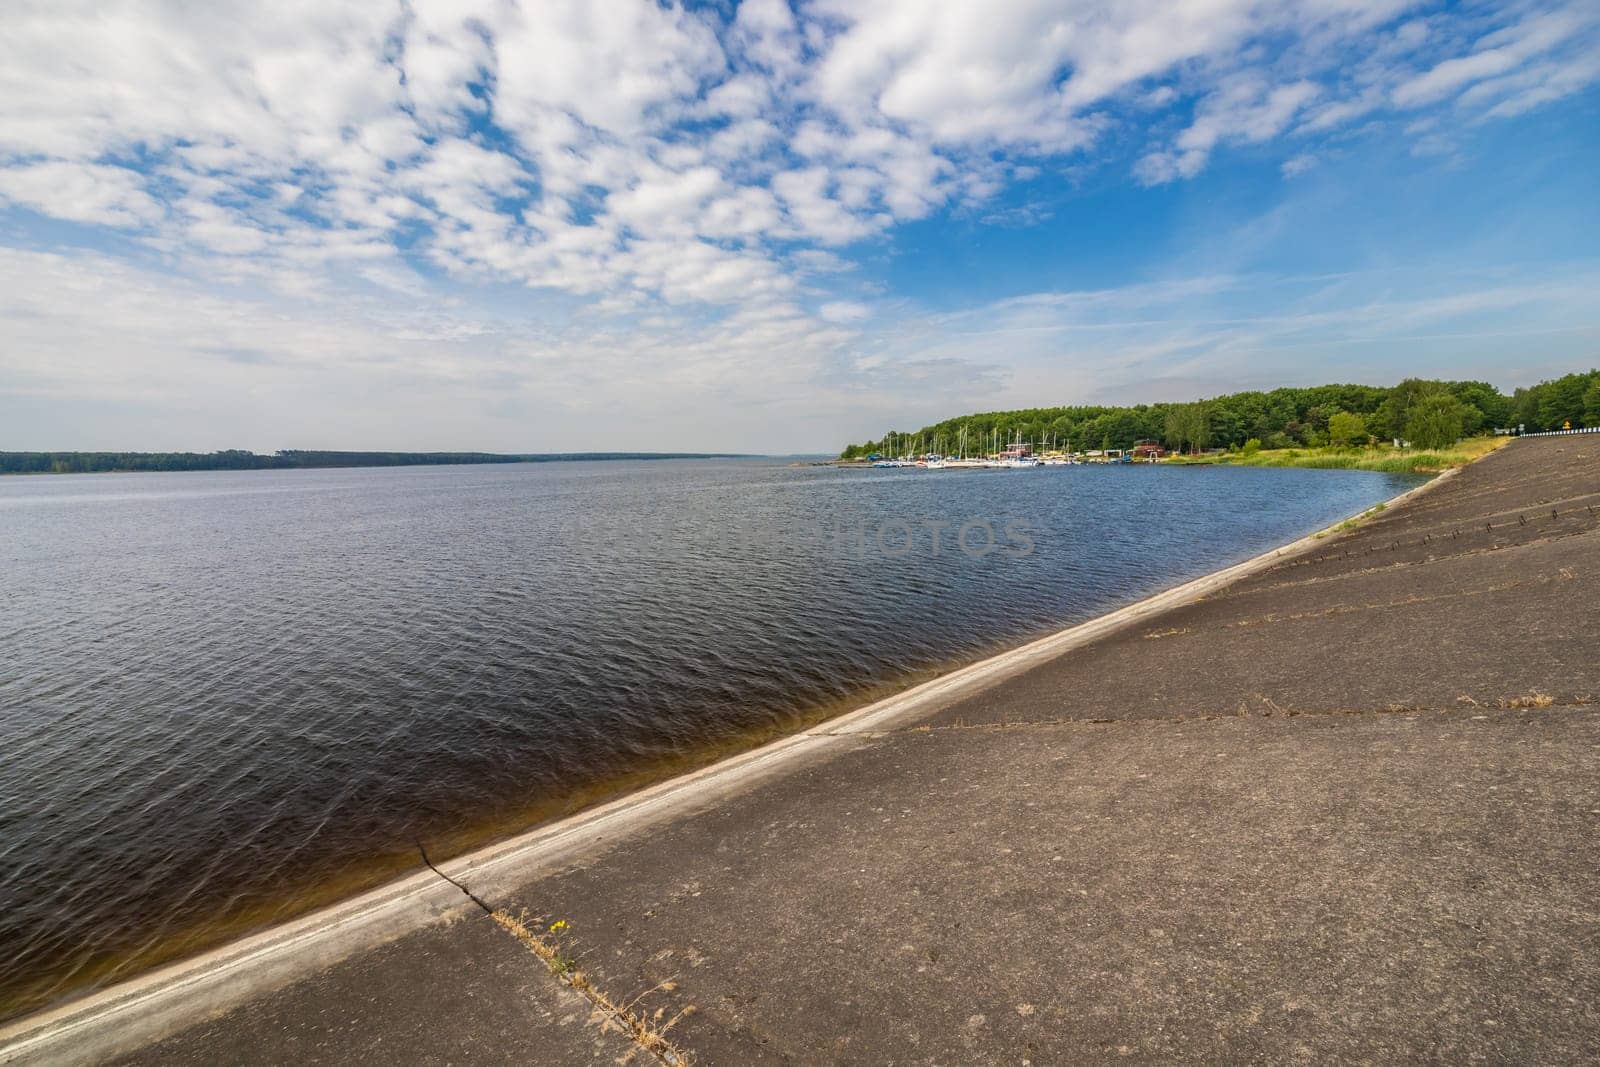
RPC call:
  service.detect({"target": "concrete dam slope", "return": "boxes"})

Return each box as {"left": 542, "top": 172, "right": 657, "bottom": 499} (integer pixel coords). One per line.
{"left": 8, "top": 434, "right": 1597, "bottom": 1066}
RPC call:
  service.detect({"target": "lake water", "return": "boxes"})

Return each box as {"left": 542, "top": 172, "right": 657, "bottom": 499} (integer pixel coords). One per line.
{"left": 0, "top": 459, "right": 1420, "bottom": 1018}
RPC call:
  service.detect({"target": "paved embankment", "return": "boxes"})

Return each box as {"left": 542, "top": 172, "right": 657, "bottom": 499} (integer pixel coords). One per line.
{"left": 7, "top": 435, "right": 1597, "bottom": 1065}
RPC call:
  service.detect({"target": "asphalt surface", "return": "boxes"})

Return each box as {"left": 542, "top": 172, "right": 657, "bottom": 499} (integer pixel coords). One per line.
{"left": 97, "top": 436, "right": 1600, "bottom": 1064}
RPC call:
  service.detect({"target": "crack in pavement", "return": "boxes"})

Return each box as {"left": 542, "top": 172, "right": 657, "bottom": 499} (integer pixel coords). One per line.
{"left": 1215, "top": 525, "right": 1597, "bottom": 600}
{"left": 416, "top": 843, "right": 695, "bottom": 1067}
{"left": 1156, "top": 571, "right": 1585, "bottom": 636}
{"left": 798, "top": 698, "right": 1597, "bottom": 738}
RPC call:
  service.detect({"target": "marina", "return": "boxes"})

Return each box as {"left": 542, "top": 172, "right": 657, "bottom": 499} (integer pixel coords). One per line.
{"left": 865, "top": 434, "right": 1166, "bottom": 468}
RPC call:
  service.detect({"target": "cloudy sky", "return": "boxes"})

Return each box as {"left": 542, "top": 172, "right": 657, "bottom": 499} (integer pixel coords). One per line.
{"left": 2, "top": 0, "right": 1597, "bottom": 453}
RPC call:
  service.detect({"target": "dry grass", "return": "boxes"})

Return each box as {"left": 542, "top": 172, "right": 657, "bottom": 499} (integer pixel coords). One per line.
{"left": 491, "top": 911, "right": 695, "bottom": 1066}
{"left": 1313, "top": 502, "right": 1387, "bottom": 539}
{"left": 1221, "top": 577, "right": 1530, "bottom": 630}
{"left": 899, "top": 693, "right": 1595, "bottom": 734}
{"left": 1497, "top": 691, "right": 1557, "bottom": 709}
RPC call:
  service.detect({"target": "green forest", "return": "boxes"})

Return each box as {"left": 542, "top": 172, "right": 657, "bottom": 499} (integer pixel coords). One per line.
{"left": 840, "top": 370, "right": 1600, "bottom": 459}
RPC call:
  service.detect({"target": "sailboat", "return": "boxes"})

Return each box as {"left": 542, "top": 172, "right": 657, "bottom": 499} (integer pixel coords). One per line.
{"left": 946, "top": 426, "right": 983, "bottom": 468}
{"left": 997, "top": 431, "right": 1042, "bottom": 468}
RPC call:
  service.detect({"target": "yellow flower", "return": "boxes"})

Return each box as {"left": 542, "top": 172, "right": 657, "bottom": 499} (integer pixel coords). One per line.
{"left": 549, "top": 920, "right": 569, "bottom": 933}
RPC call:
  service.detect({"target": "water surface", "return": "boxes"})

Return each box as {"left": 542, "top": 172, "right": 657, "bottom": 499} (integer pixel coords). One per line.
{"left": 0, "top": 459, "right": 1420, "bottom": 1017}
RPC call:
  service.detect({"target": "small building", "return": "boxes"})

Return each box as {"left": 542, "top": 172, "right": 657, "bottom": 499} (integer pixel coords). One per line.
{"left": 1131, "top": 440, "right": 1167, "bottom": 459}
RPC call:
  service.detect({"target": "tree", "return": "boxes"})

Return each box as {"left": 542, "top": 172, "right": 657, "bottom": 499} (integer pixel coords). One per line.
{"left": 1502, "top": 370, "right": 1600, "bottom": 431}
{"left": 1406, "top": 393, "right": 1466, "bottom": 449}
{"left": 1584, "top": 378, "right": 1600, "bottom": 426}
{"left": 1049, "top": 414, "right": 1078, "bottom": 447}
{"left": 1512, "top": 386, "right": 1540, "bottom": 430}
{"left": 1163, "top": 402, "right": 1211, "bottom": 453}
{"left": 1373, "top": 378, "right": 1446, "bottom": 441}
{"left": 1190, "top": 402, "right": 1212, "bottom": 451}
{"left": 1536, "top": 372, "right": 1590, "bottom": 430}
{"left": 1163, "top": 408, "right": 1186, "bottom": 452}
{"left": 1448, "top": 380, "right": 1511, "bottom": 429}
{"left": 1305, "top": 405, "right": 1337, "bottom": 434}
{"left": 835, "top": 377, "right": 1518, "bottom": 457}
{"left": 1327, "top": 411, "right": 1367, "bottom": 447}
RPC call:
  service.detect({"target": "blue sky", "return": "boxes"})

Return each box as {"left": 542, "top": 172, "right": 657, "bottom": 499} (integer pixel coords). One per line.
{"left": 1, "top": 0, "right": 1596, "bottom": 453}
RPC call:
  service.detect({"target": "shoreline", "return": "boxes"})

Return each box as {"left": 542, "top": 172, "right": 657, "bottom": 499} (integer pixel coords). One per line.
{"left": 832, "top": 434, "right": 1512, "bottom": 473}
{"left": 0, "top": 467, "right": 1460, "bottom": 1066}
{"left": 0, "top": 453, "right": 760, "bottom": 478}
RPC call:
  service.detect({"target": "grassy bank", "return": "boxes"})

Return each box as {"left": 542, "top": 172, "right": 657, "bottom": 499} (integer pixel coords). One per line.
{"left": 1166, "top": 434, "right": 1510, "bottom": 473}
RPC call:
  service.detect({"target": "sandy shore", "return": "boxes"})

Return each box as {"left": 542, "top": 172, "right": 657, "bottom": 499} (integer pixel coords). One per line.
{"left": 6, "top": 435, "right": 1597, "bottom": 1065}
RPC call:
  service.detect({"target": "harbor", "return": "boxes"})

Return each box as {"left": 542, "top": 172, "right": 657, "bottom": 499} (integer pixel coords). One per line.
{"left": 861, "top": 432, "right": 1170, "bottom": 468}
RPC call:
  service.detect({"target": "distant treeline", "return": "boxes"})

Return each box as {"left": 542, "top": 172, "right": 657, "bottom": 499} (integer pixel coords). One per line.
{"left": 841, "top": 370, "right": 1600, "bottom": 458}
{"left": 0, "top": 449, "right": 745, "bottom": 475}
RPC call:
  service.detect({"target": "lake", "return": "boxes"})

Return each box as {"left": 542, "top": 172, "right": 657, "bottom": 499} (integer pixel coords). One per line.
{"left": 0, "top": 458, "right": 1420, "bottom": 1018}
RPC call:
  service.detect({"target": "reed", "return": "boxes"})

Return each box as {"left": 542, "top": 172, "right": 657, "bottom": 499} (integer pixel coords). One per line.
{"left": 1171, "top": 435, "right": 1509, "bottom": 473}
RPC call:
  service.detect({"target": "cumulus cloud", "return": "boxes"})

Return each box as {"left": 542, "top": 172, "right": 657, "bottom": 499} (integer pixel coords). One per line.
{"left": 0, "top": 160, "right": 162, "bottom": 226}
{"left": 2, "top": 0, "right": 1590, "bottom": 308}
{"left": 1137, "top": 79, "right": 1322, "bottom": 185}
{"left": 1, "top": 0, "right": 1596, "bottom": 450}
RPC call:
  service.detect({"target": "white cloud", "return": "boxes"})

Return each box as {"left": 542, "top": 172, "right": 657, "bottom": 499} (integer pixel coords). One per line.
{"left": 818, "top": 301, "right": 871, "bottom": 323}
{"left": 0, "top": 161, "right": 162, "bottom": 227}
{"left": 4, "top": 244, "right": 1597, "bottom": 453}
{"left": 490, "top": 1, "right": 725, "bottom": 138}
{"left": 1280, "top": 153, "right": 1319, "bottom": 178}
{"left": 0, "top": 245, "right": 892, "bottom": 451}
{"left": 1, "top": 0, "right": 1596, "bottom": 451}
{"left": 888, "top": 264, "right": 1600, "bottom": 416}
{"left": 1480, "top": 48, "right": 1600, "bottom": 118}
{"left": 1392, "top": 6, "right": 1593, "bottom": 107}
{"left": 1, "top": 0, "right": 1588, "bottom": 308}
{"left": 1138, "top": 79, "right": 1322, "bottom": 185}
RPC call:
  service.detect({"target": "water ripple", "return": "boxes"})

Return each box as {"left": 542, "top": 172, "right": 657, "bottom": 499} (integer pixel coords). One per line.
{"left": 0, "top": 459, "right": 1418, "bottom": 1018}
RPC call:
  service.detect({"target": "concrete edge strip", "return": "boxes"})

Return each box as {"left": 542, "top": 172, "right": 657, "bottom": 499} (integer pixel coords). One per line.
{"left": 0, "top": 465, "right": 1459, "bottom": 1065}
